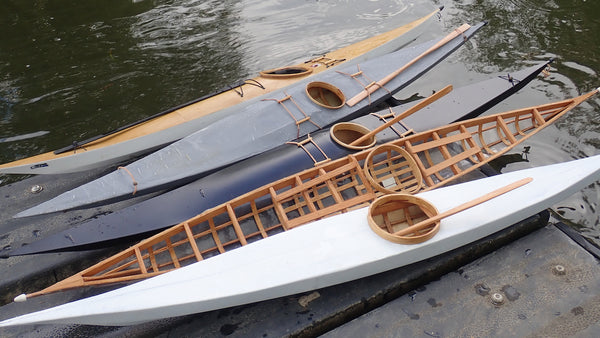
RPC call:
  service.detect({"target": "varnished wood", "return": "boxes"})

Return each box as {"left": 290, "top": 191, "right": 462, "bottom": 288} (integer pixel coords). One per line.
{"left": 363, "top": 144, "right": 423, "bottom": 194}
{"left": 367, "top": 194, "right": 439, "bottom": 244}
{"left": 330, "top": 122, "right": 377, "bottom": 149}
{"left": 366, "top": 177, "right": 532, "bottom": 244}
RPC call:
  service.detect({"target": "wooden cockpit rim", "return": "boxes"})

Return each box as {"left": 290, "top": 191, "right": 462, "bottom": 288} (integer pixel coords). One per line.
{"left": 363, "top": 144, "right": 423, "bottom": 194}
{"left": 259, "top": 66, "right": 313, "bottom": 79}
{"left": 330, "top": 122, "right": 376, "bottom": 150}
{"left": 305, "top": 81, "right": 346, "bottom": 109}
{"left": 367, "top": 193, "right": 440, "bottom": 244}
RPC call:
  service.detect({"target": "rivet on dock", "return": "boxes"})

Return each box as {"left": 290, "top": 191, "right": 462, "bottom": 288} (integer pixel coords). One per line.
{"left": 29, "top": 185, "right": 43, "bottom": 194}
{"left": 552, "top": 264, "right": 566, "bottom": 275}
{"left": 490, "top": 292, "right": 505, "bottom": 305}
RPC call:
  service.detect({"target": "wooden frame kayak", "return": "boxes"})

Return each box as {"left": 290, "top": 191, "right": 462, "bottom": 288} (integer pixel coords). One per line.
{"left": 2, "top": 60, "right": 552, "bottom": 257}
{"left": 0, "top": 8, "right": 442, "bottom": 175}
{"left": 14, "top": 88, "right": 598, "bottom": 301}
{"left": 2, "top": 154, "right": 600, "bottom": 326}
{"left": 15, "top": 22, "right": 486, "bottom": 218}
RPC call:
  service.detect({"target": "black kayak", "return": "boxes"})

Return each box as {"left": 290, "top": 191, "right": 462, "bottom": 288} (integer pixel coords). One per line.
{"left": 2, "top": 60, "right": 553, "bottom": 257}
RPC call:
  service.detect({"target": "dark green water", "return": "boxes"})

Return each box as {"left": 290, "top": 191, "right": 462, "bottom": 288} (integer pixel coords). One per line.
{"left": 1, "top": 0, "right": 599, "bottom": 246}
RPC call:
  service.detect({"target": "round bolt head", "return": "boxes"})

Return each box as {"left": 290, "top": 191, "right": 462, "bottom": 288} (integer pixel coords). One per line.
{"left": 491, "top": 292, "right": 504, "bottom": 305}
{"left": 30, "top": 185, "right": 43, "bottom": 194}
{"left": 553, "top": 264, "right": 566, "bottom": 275}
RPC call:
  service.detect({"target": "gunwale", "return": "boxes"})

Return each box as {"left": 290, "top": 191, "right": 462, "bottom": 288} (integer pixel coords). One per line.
{"left": 0, "top": 8, "right": 442, "bottom": 175}
{"left": 21, "top": 88, "right": 598, "bottom": 299}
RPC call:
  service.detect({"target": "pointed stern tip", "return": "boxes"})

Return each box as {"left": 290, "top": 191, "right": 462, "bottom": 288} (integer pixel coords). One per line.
{"left": 13, "top": 209, "right": 36, "bottom": 219}
{"left": 14, "top": 294, "right": 27, "bottom": 303}
{"left": 13, "top": 205, "right": 53, "bottom": 219}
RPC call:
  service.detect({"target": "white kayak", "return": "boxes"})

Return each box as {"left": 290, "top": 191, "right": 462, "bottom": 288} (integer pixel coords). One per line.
{"left": 2, "top": 155, "right": 599, "bottom": 327}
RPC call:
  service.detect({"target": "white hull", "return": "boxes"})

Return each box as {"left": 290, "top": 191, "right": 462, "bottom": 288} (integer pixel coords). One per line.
{"left": 2, "top": 155, "right": 599, "bottom": 327}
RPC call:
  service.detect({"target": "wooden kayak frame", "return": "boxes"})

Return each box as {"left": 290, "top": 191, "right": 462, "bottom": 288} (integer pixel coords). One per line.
{"left": 21, "top": 88, "right": 598, "bottom": 299}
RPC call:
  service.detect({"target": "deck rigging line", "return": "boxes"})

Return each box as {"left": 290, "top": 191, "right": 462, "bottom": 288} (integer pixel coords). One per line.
{"left": 305, "top": 55, "right": 346, "bottom": 68}
{"left": 369, "top": 107, "right": 414, "bottom": 138}
{"left": 286, "top": 134, "right": 331, "bottom": 166}
{"left": 262, "top": 92, "right": 322, "bottom": 138}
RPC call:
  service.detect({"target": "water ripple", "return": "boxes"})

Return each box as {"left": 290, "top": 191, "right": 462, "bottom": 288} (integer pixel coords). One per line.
{"left": 0, "top": 131, "right": 49, "bottom": 143}
{"left": 21, "top": 86, "right": 80, "bottom": 105}
{"left": 130, "top": 0, "right": 239, "bottom": 53}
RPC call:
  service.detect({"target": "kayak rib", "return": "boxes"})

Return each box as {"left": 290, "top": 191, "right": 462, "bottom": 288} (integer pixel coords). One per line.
{"left": 0, "top": 8, "right": 443, "bottom": 175}
{"left": 1, "top": 60, "right": 554, "bottom": 258}
{"left": 18, "top": 88, "right": 598, "bottom": 300}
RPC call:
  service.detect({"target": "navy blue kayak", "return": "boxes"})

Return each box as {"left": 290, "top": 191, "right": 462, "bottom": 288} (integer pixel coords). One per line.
{"left": 1, "top": 59, "right": 553, "bottom": 257}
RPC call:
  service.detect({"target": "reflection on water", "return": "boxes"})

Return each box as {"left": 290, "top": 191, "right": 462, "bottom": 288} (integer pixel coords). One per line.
{"left": 235, "top": 0, "right": 416, "bottom": 72}
{"left": 1, "top": 0, "right": 599, "bottom": 243}
{"left": 0, "top": 131, "right": 49, "bottom": 143}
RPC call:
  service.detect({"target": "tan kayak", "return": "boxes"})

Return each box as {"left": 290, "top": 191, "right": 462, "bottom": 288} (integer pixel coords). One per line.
{"left": 0, "top": 8, "right": 442, "bottom": 175}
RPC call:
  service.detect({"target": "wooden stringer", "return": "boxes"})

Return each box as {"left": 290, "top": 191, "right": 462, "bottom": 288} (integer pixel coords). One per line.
{"left": 399, "top": 95, "right": 582, "bottom": 190}
{"left": 53, "top": 157, "right": 381, "bottom": 292}
{"left": 401, "top": 128, "right": 483, "bottom": 187}
{"left": 263, "top": 92, "right": 322, "bottom": 138}
{"left": 272, "top": 156, "right": 377, "bottom": 228}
